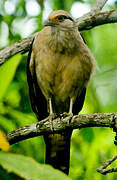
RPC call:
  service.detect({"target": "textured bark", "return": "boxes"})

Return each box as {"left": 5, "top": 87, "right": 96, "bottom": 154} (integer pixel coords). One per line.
{"left": 7, "top": 112, "right": 117, "bottom": 145}
{"left": 77, "top": 10, "right": 117, "bottom": 31}
{"left": 0, "top": 34, "right": 36, "bottom": 65}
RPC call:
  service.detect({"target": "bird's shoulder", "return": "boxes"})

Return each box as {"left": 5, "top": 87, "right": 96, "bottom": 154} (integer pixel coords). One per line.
{"left": 34, "top": 27, "right": 51, "bottom": 44}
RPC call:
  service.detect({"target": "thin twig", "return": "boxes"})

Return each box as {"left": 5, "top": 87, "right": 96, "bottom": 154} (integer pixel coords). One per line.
{"left": 91, "top": 0, "right": 108, "bottom": 12}
{"left": 97, "top": 154, "right": 117, "bottom": 174}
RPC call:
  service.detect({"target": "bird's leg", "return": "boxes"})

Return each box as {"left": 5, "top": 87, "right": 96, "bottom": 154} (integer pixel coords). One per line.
{"left": 68, "top": 98, "right": 73, "bottom": 116}
{"left": 49, "top": 98, "right": 53, "bottom": 115}
{"left": 67, "top": 98, "right": 73, "bottom": 123}
{"left": 48, "top": 98, "right": 56, "bottom": 132}
{"left": 62, "top": 98, "right": 73, "bottom": 119}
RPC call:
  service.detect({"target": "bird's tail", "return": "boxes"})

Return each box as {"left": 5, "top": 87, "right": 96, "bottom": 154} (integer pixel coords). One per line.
{"left": 44, "top": 130, "right": 72, "bottom": 175}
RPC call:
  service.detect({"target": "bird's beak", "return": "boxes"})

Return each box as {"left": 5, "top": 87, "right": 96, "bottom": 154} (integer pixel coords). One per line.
{"left": 43, "top": 20, "right": 54, "bottom": 26}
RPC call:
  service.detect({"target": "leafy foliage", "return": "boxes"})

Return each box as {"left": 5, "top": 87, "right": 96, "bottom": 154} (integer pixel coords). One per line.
{"left": 0, "top": 54, "right": 22, "bottom": 101}
{"left": 0, "top": 152, "right": 71, "bottom": 180}
{"left": 0, "top": 0, "right": 117, "bottom": 179}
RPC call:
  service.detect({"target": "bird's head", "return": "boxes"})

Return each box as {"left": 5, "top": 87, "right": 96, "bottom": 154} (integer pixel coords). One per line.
{"left": 44, "top": 10, "right": 76, "bottom": 30}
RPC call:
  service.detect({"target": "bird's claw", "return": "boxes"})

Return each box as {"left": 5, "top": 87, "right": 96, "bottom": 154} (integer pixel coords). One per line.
{"left": 60, "top": 112, "right": 73, "bottom": 118}
{"left": 48, "top": 113, "right": 57, "bottom": 132}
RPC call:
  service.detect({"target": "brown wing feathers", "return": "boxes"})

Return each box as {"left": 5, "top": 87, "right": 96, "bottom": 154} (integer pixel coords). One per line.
{"left": 27, "top": 39, "right": 48, "bottom": 120}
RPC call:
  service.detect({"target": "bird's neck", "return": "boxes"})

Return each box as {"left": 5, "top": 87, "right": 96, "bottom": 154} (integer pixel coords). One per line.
{"left": 48, "top": 27, "right": 79, "bottom": 54}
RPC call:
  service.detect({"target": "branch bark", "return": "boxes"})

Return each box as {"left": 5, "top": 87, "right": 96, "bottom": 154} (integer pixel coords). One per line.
{"left": 6, "top": 112, "right": 117, "bottom": 145}
{"left": 0, "top": 34, "right": 35, "bottom": 65}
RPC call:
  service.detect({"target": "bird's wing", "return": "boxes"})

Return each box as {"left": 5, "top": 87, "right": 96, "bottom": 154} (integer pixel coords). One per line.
{"left": 27, "top": 38, "right": 48, "bottom": 121}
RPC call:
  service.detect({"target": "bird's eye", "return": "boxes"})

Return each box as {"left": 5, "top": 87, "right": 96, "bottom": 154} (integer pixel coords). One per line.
{"left": 57, "top": 16, "right": 64, "bottom": 21}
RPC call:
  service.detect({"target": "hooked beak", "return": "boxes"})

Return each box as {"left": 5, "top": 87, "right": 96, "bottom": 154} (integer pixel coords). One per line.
{"left": 43, "top": 20, "right": 54, "bottom": 26}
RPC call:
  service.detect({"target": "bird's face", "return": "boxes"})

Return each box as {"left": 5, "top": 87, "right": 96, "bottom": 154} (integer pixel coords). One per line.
{"left": 44, "top": 10, "right": 75, "bottom": 30}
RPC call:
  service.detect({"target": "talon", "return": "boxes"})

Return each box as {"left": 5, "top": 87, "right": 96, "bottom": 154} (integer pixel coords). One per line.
{"left": 48, "top": 113, "right": 56, "bottom": 132}
{"left": 61, "top": 112, "right": 73, "bottom": 118}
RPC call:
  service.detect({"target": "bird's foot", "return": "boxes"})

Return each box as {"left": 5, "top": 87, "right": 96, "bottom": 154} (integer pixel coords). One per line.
{"left": 61, "top": 112, "right": 73, "bottom": 118}
{"left": 60, "top": 112, "right": 73, "bottom": 124}
{"left": 47, "top": 113, "right": 57, "bottom": 132}
{"left": 60, "top": 112, "right": 73, "bottom": 128}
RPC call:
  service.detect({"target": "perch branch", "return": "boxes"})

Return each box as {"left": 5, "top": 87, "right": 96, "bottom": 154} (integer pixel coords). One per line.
{"left": 6, "top": 112, "right": 117, "bottom": 145}
{"left": 97, "top": 154, "right": 117, "bottom": 174}
{"left": 0, "top": 9, "right": 117, "bottom": 65}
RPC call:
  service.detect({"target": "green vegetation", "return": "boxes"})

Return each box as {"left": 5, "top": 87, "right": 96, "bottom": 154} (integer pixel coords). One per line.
{"left": 0, "top": 0, "right": 117, "bottom": 179}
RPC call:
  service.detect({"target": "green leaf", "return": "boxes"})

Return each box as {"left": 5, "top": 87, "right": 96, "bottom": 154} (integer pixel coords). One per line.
{"left": 0, "top": 54, "right": 22, "bottom": 101}
{"left": 0, "top": 115, "right": 16, "bottom": 132}
{"left": 0, "top": 152, "right": 71, "bottom": 180}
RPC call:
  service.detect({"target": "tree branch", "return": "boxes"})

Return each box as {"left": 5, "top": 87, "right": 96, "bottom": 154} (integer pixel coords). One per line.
{"left": 0, "top": 34, "right": 35, "bottom": 65}
{"left": 7, "top": 111, "right": 117, "bottom": 175}
{"left": 0, "top": 8, "right": 117, "bottom": 65}
{"left": 6, "top": 112, "right": 117, "bottom": 145}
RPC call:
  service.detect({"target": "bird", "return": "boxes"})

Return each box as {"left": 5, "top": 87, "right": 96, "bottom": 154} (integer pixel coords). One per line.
{"left": 27, "top": 10, "right": 95, "bottom": 175}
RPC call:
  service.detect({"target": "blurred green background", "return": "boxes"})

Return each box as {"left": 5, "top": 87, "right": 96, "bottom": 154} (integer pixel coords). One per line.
{"left": 0, "top": 0, "right": 117, "bottom": 179}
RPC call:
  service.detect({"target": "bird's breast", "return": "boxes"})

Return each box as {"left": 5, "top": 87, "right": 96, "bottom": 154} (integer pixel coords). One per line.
{"left": 34, "top": 29, "right": 93, "bottom": 104}
{"left": 35, "top": 49, "right": 89, "bottom": 103}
